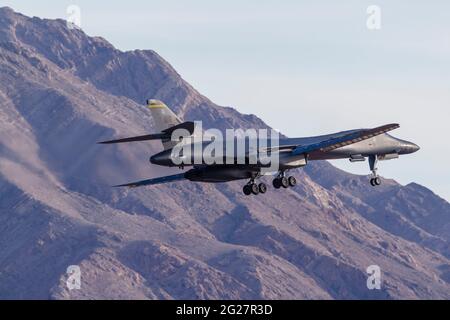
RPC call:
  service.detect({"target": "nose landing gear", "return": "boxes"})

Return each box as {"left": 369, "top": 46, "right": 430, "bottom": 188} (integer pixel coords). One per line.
{"left": 369, "top": 155, "right": 382, "bottom": 186}
{"left": 370, "top": 176, "right": 381, "bottom": 186}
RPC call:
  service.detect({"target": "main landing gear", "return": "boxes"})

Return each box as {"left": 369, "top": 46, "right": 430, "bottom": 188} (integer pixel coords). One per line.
{"left": 369, "top": 155, "right": 382, "bottom": 186}
{"left": 243, "top": 179, "right": 267, "bottom": 196}
{"left": 273, "top": 172, "right": 296, "bottom": 189}
{"left": 242, "top": 171, "right": 297, "bottom": 196}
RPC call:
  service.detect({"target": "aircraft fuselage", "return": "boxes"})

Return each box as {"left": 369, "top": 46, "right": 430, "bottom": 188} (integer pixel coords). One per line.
{"left": 150, "top": 132, "right": 419, "bottom": 168}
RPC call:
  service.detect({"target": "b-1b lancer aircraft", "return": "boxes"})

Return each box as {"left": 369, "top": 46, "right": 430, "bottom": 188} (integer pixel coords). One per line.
{"left": 99, "top": 100, "right": 420, "bottom": 196}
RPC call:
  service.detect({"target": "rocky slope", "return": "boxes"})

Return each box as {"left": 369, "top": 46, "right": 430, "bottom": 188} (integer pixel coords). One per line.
{"left": 0, "top": 7, "right": 449, "bottom": 299}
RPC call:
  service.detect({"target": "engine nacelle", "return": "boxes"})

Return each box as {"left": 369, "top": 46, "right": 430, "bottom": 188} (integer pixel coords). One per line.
{"left": 378, "top": 153, "right": 399, "bottom": 161}
{"left": 349, "top": 154, "right": 365, "bottom": 162}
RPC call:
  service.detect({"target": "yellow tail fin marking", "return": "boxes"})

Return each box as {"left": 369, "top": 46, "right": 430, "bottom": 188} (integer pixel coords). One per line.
{"left": 147, "top": 99, "right": 166, "bottom": 109}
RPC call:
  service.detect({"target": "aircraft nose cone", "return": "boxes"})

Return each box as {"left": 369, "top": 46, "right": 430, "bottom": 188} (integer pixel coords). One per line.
{"left": 403, "top": 142, "right": 420, "bottom": 154}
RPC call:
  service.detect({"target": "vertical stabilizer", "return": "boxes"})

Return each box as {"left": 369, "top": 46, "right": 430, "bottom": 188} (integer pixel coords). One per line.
{"left": 147, "top": 99, "right": 182, "bottom": 150}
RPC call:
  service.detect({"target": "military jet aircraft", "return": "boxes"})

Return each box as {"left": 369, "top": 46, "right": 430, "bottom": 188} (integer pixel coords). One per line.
{"left": 99, "top": 100, "right": 420, "bottom": 196}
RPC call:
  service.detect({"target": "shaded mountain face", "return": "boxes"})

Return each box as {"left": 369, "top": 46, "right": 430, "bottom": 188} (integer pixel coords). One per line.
{"left": 0, "top": 7, "right": 449, "bottom": 299}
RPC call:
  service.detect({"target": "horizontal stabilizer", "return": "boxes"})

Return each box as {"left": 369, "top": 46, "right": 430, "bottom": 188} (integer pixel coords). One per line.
{"left": 98, "top": 133, "right": 167, "bottom": 144}
{"left": 292, "top": 123, "right": 400, "bottom": 156}
{"left": 113, "top": 173, "right": 186, "bottom": 188}
{"left": 162, "top": 121, "right": 195, "bottom": 136}
{"left": 98, "top": 121, "right": 195, "bottom": 145}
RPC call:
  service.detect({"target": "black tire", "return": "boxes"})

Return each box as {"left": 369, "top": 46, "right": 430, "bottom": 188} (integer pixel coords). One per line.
{"left": 250, "top": 183, "right": 259, "bottom": 195}
{"left": 288, "top": 176, "right": 297, "bottom": 187}
{"left": 281, "top": 177, "right": 289, "bottom": 188}
{"left": 374, "top": 177, "right": 381, "bottom": 186}
{"left": 243, "top": 184, "right": 252, "bottom": 195}
{"left": 370, "top": 178, "right": 375, "bottom": 186}
{"left": 273, "top": 178, "right": 281, "bottom": 189}
{"left": 258, "top": 183, "right": 267, "bottom": 194}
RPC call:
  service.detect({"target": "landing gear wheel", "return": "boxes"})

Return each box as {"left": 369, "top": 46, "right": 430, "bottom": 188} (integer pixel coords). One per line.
{"left": 368, "top": 155, "right": 382, "bottom": 187}
{"left": 243, "top": 184, "right": 252, "bottom": 195}
{"left": 288, "top": 176, "right": 297, "bottom": 187}
{"left": 273, "top": 178, "right": 281, "bottom": 189}
{"left": 374, "top": 177, "right": 381, "bottom": 186}
{"left": 370, "top": 177, "right": 382, "bottom": 186}
{"left": 280, "top": 177, "right": 289, "bottom": 188}
{"left": 250, "top": 183, "right": 259, "bottom": 195}
{"left": 258, "top": 183, "right": 267, "bottom": 194}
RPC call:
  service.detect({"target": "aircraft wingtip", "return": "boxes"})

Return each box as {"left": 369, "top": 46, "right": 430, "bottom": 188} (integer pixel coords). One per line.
{"left": 97, "top": 139, "right": 112, "bottom": 144}
{"left": 112, "top": 184, "right": 138, "bottom": 188}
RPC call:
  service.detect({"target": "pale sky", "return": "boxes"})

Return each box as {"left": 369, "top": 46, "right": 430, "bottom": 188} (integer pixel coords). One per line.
{"left": 3, "top": 0, "right": 450, "bottom": 200}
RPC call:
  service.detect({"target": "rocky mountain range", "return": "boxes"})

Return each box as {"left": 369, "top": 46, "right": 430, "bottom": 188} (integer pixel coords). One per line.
{"left": 0, "top": 7, "right": 449, "bottom": 299}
